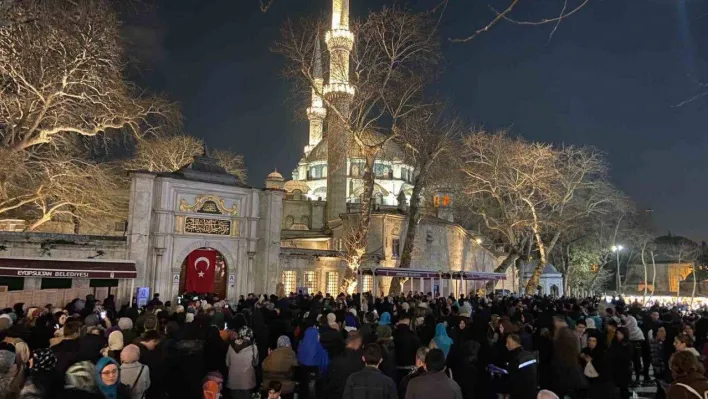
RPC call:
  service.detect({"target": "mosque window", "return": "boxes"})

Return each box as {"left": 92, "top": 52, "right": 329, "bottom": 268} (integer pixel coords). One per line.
{"left": 300, "top": 215, "right": 310, "bottom": 227}
{"left": 374, "top": 163, "right": 386, "bottom": 177}
{"left": 304, "top": 271, "right": 318, "bottom": 293}
{"left": 351, "top": 164, "right": 360, "bottom": 177}
{"left": 281, "top": 270, "right": 296, "bottom": 295}
{"left": 361, "top": 275, "right": 373, "bottom": 293}
{"left": 326, "top": 272, "right": 339, "bottom": 295}
{"left": 284, "top": 215, "right": 294, "bottom": 229}
{"left": 392, "top": 238, "right": 400, "bottom": 258}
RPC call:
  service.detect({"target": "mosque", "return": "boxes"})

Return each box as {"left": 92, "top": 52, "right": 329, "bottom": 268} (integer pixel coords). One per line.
{"left": 0, "top": 0, "right": 500, "bottom": 307}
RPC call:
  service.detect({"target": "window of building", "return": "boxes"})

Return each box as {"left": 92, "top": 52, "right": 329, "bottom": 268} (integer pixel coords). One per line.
{"left": 304, "top": 271, "right": 318, "bottom": 293}
{"left": 361, "top": 275, "right": 373, "bottom": 293}
{"left": 392, "top": 238, "right": 400, "bottom": 258}
{"left": 284, "top": 215, "right": 294, "bottom": 229}
{"left": 0, "top": 277, "right": 24, "bottom": 291}
{"left": 281, "top": 270, "right": 296, "bottom": 295}
{"left": 326, "top": 272, "right": 339, "bottom": 295}
{"left": 90, "top": 279, "right": 119, "bottom": 288}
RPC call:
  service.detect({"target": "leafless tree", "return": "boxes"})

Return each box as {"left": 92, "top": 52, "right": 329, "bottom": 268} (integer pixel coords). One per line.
{"left": 275, "top": 6, "right": 441, "bottom": 292}
{"left": 388, "top": 106, "right": 461, "bottom": 293}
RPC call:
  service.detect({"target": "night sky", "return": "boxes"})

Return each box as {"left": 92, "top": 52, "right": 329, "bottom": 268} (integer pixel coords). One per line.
{"left": 124, "top": 0, "right": 708, "bottom": 240}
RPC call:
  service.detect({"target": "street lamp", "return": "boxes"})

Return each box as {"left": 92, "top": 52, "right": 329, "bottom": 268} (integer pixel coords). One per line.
{"left": 612, "top": 245, "right": 624, "bottom": 293}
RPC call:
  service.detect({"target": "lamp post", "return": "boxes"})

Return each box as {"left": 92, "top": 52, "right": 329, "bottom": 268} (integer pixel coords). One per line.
{"left": 612, "top": 245, "right": 624, "bottom": 293}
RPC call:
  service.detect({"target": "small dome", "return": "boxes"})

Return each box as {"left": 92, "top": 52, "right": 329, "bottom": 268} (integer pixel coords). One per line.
{"left": 306, "top": 131, "right": 406, "bottom": 163}
{"left": 283, "top": 180, "right": 311, "bottom": 193}
{"left": 266, "top": 170, "right": 284, "bottom": 181}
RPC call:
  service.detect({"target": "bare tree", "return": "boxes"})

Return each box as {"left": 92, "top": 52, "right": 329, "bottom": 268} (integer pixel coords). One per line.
{"left": 387, "top": 106, "right": 460, "bottom": 293}
{"left": 275, "top": 6, "right": 441, "bottom": 293}
{"left": 211, "top": 148, "right": 247, "bottom": 183}
{"left": 124, "top": 136, "right": 203, "bottom": 173}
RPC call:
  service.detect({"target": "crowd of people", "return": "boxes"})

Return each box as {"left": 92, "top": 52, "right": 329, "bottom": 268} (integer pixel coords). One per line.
{"left": 0, "top": 290, "right": 707, "bottom": 399}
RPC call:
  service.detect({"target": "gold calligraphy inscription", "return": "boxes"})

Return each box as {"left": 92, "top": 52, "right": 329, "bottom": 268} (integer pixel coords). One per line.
{"left": 184, "top": 217, "right": 231, "bottom": 236}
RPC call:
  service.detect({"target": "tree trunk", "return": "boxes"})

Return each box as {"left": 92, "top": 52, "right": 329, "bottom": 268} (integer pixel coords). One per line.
{"left": 390, "top": 170, "right": 426, "bottom": 294}
{"left": 650, "top": 251, "right": 656, "bottom": 298}
{"left": 641, "top": 247, "right": 648, "bottom": 304}
{"left": 485, "top": 252, "right": 519, "bottom": 293}
{"left": 692, "top": 265, "right": 697, "bottom": 307}
{"left": 525, "top": 230, "right": 547, "bottom": 293}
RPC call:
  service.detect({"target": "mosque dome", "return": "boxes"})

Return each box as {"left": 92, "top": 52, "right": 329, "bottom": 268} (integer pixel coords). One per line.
{"left": 266, "top": 170, "right": 284, "bottom": 181}
{"left": 283, "top": 180, "right": 311, "bottom": 193}
{"left": 305, "top": 131, "right": 406, "bottom": 163}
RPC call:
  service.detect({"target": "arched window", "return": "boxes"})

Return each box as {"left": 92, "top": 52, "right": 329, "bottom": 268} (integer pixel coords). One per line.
{"left": 300, "top": 215, "right": 310, "bottom": 227}
{"left": 284, "top": 215, "right": 294, "bottom": 229}
{"left": 351, "top": 164, "right": 360, "bottom": 177}
{"left": 550, "top": 284, "right": 559, "bottom": 297}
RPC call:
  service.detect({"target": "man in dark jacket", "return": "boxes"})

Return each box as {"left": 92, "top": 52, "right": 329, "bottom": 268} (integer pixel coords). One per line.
{"left": 504, "top": 333, "right": 538, "bottom": 399}
{"left": 342, "top": 343, "right": 398, "bottom": 399}
{"left": 52, "top": 321, "right": 81, "bottom": 374}
{"left": 393, "top": 315, "right": 422, "bottom": 385}
{"left": 399, "top": 347, "right": 429, "bottom": 399}
{"left": 326, "top": 332, "right": 365, "bottom": 399}
{"left": 405, "top": 349, "right": 462, "bottom": 399}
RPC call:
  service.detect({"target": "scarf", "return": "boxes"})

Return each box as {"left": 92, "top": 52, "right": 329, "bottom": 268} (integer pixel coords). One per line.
{"left": 96, "top": 357, "right": 120, "bottom": 399}
{"left": 297, "top": 327, "right": 329, "bottom": 374}
{"left": 433, "top": 323, "right": 453, "bottom": 358}
{"left": 31, "top": 348, "right": 57, "bottom": 372}
{"left": 379, "top": 312, "right": 391, "bottom": 326}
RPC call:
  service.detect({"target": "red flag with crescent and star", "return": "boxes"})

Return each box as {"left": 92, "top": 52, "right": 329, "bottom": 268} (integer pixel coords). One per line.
{"left": 185, "top": 249, "right": 217, "bottom": 293}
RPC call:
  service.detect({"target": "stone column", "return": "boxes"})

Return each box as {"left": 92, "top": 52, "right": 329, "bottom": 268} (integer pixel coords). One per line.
{"left": 127, "top": 173, "right": 155, "bottom": 289}
{"left": 256, "top": 189, "right": 283, "bottom": 294}
{"left": 324, "top": 95, "right": 351, "bottom": 223}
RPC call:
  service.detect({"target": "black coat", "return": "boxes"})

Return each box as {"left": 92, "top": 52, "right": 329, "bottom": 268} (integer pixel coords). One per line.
{"left": 51, "top": 338, "right": 80, "bottom": 374}
{"left": 342, "top": 366, "right": 397, "bottom": 399}
{"left": 393, "top": 325, "right": 421, "bottom": 367}
{"left": 319, "top": 325, "right": 345, "bottom": 358}
{"left": 325, "top": 348, "right": 365, "bottom": 399}
{"left": 399, "top": 367, "right": 425, "bottom": 399}
{"left": 606, "top": 340, "right": 633, "bottom": 388}
{"left": 505, "top": 347, "right": 538, "bottom": 399}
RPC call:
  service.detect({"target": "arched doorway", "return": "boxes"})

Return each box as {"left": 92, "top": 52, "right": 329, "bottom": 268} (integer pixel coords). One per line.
{"left": 550, "top": 284, "right": 559, "bottom": 297}
{"left": 179, "top": 248, "right": 228, "bottom": 299}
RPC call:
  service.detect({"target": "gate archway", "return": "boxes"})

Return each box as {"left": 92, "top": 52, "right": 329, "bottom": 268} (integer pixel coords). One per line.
{"left": 179, "top": 247, "right": 228, "bottom": 299}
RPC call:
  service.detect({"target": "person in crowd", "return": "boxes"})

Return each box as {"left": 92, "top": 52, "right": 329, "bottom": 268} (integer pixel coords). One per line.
{"left": 203, "top": 325, "right": 228, "bottom": 378}
{"left": 62, "top": 361, "right": 102, "bottom": 399}
{"left": 267, "top": 380, "right": 283, "bottom": 399}
{"left": 399, "top": 347, "right": 429, "bottom": 399}
{"left": 674, "top": 334, "right": 701, "bottom": 358}
{"left": 0, "top": 342, "right": 23, "bottom": 399}
{"left": 262, "top": 336, "right": 298, "bottom": 399}
{"left": 226, "top": 326, "right": 259, "bottom": 399}
{"left": 550, "top": 325, "right": 587, "bottom": 398}
{"left": 202, "top": 371, "right": 224, "bottom": 399}
{"left": 405, "top": 348, "right": 462, "bottom": 399}
{"left": 52, "top": 321, "right": 82, "bottom": 374}
{"left": 574, "top": 320, "right": 588, "bottom": 349}
{"left": 581, "top": 331, "right": 614, "bottom": 399}
{"left": 104, "top": 331, "right": 124, "bottom": 362}
{"left": 503, "top": 333, "right": 538, "bottom": 399}
{"left": 606, "top": 319, "right": 618, "bottom": 348}
{"left": 622, "top": 313, "right": 646, "bottom": 386}
{"left": 342, "top": 343, "right": 397, "bottom": 399}
{"left": 19, "top": 348, "right": 61, "bottom": 399}
{"left": 608, "top": 326, "right": 633, "bottom": 399}
{"left": 119, "top": 345, "right": 150, "bottom": 399}
{"left": 393, "top": 314, "right": 422, "bottom": 385}
{"left": 325, "top": 331, "right": 364, "bottom": 399}
{"left": 666, "top": 350, "right": 708, "bottom": 399}
{"left": 319, "top": 313, "right": 345, "bottom": 358}
{"left": 297, "top": 327, "right": 329, "bottom": 375}
{"left": 430, "top": 323, "right": 453, "bottom": 359}
{"left": 651, "top": 325, "right": 670, "bottom": 399}
{"left": 96, "top": 357, "right": 130, "bottom": 399}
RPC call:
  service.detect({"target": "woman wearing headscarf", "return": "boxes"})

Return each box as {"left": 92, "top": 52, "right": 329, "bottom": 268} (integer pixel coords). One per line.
{"left": 61, "top": 361, "right": 102, "bottom": 399}
{"left": 607, "top": 326, "right": 633, "bottom": 399}
{"left": 430, "top": 323, "right": 453, "bottom": 359}
{"left": 262, "top": 336, "right": 298, "bottom": 398}
{"left": 119, "top": 345, "right": 150, "bottom": 399}
{"left": 580, "top": 331, "right": 613, "bottom": 399}
{"left": 96, "top": 357, "right": 130, "bottom": 399}
{"left": 103, "top": 331, "right": 124, "bottom": 363}
{"left": 318, "top": 313, "right": 344, "bottom": 358}
{"left": 19, "top": 348, "right": 61, "bottom": 399}
{"left": 226, "top": 326, "right": 259, "bottom": 399}
{"left": 297, "top": 327, "right": 329, "bottom": 375}
{"left": 0, "top": 343, "right": 23, "bottom": 399}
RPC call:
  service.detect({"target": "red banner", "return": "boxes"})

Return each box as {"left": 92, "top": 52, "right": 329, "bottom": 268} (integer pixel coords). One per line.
{"left": 185, "top": 250, "right": 217, "bottom": 293}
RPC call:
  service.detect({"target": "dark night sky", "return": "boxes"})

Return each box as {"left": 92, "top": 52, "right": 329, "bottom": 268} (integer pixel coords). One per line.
{"left": 124, "top": 0, "right": 708, "bottom": 240}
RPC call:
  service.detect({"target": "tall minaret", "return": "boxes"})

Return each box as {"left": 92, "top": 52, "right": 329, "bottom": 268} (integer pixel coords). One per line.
{"left": 324, "top": 0, "right": 354, "bottom": 223}
{"left": 304, "top": 39, "right": 326, "bottom": 156}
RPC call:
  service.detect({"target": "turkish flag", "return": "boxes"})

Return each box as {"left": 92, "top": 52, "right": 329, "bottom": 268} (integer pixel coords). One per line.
{"left": 185, "top": 250, "right": 217, "bottom": 293}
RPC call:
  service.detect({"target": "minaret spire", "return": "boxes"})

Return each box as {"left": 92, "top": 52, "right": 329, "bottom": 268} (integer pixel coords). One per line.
{"left": 324, "top": 0, "right": 354, "bottom": 222}
{"left": 305, "top": 37, "right": 326, "bottom": 156}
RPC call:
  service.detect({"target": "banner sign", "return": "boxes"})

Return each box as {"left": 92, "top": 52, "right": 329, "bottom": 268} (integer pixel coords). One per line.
{"left": 0, "top": 257, "right": 137, "bottom": 279}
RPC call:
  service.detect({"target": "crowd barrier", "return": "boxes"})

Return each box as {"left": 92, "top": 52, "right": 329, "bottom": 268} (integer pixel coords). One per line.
{"left": 0, "top": 287, "right": 110, "bottom": 309}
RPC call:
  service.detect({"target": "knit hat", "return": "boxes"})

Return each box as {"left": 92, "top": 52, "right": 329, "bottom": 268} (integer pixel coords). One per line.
{"left": 185, "top": 313, "right": 194, "bottom": 323}
{"left": 0, "top": 349, "right": 15, "bottom": 374}
{"left": 31, "top": 348, "right": 57, "bottom": 372}
{"left": 326, "top": 313, "right": 338, "bottom": 329}
{"left": 120, "top": 344, "right": 140, "bottom": 364}
{"left": 84, "top": 313, "right": 100, "bottom": 327}
{"left": 65, "top": 361, "right": 97, "bottom": 392}
{"left": 118, "top": 317, "right": 133, "bottom": 331}
{"left": 0, "top": 314, "right": 12, "bottom": 330}
{"left": 108, "top": 331, "right": 124, "bottom": 351}
{"left": 349, "top": 308, "right": 357, "bottom": 317}
{"left": 277, "top": 335, "right": 291, "bottom": 348}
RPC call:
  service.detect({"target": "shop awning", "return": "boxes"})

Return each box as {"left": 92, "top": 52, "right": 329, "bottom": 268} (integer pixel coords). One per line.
{"left": 0, "top": 256, "right": 137, "bottom": 279}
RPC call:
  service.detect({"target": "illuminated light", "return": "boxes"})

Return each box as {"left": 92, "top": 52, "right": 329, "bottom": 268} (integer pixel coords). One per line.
{"left": 475, "top": 238, "right": 483, "bottom": 245}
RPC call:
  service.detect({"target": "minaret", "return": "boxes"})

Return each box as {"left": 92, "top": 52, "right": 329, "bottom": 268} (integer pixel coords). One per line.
{"left": 304, "top": 38, "right": 326, "bottom": 156}
{"left": 324, "top": 0, "right": 354, "bottom": 223}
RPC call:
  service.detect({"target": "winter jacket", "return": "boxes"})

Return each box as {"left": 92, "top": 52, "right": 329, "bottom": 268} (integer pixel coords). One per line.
{"left": 623, "top": 316, "right": 645, "bottom": 342}
{"left": 120, "top": 362, "right": 151, "bottom": 399}
{"left": 651, "top": 339, "right": 668, "bottom": 379}
{"left": 324, "top": 348, "right": 364, "bottom": 399}
{"left": 343, "top": 366, "right": 397, "bottom": 399}
{"left": 398, "top": 367, "right": 425, "bottom": 399}
{"left": 667, "top": 372, "right": 708, "bottom": 399}
{"left": 393, "top": 325, "right": 422, "bottom": 367}
{"left": 262, "top": 346, "right": 298, "bottom": 395}
{"left": 405, "top": 370, "right": 463, "bottom": 399}
{"left": 51, "top": 338, "right": 81, "bottom": 374}
{"left": 226, "top": 343, "right": 258, "bottom": 390}
{"left": 504, "top": 347, "right": 539, "bottom": 399}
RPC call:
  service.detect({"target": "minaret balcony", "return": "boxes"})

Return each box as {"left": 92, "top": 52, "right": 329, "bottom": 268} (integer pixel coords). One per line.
{"left": 307, "top": 106, "right": 326, "bottom": 120}
{"left": 325, "top": 29, "right": 354, "bottom": 51}
{"left": 324, "top": 83, "right": 355, "bottom": 97}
